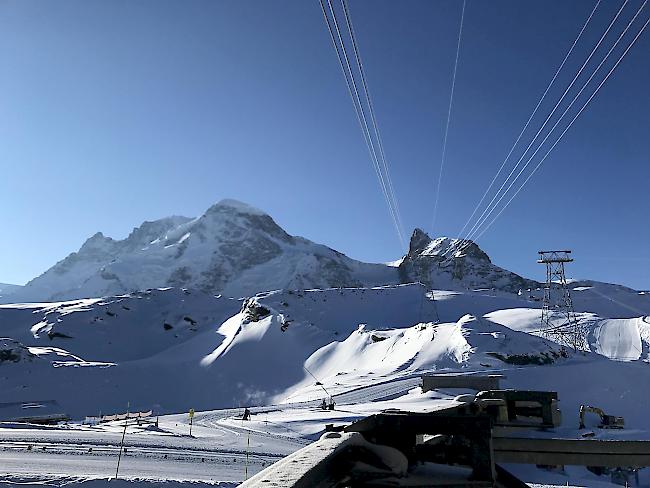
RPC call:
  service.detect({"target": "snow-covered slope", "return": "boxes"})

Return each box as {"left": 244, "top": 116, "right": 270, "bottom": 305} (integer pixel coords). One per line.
{"left": 486, "top": 307, "right": 650, "bottom": 362}
{"left": 569, "top": 280, "right": 650, "bottom": 317}
{"left": 0, "top": 282, "right": 21, "bottom": 299}
{"left": 0, "top": 285, "right": 433, "bottom": 416}
{"left": 283, "top": 314, "right": 570, "bottom": 402}
{"left": 0, "top": 288, "right": 242, "bottom": 363}
{"left": 5, "top": 200, "right": 395, "bottom": 303}
{"left": 3, "top": 282, "right": 647, "bottom": 418}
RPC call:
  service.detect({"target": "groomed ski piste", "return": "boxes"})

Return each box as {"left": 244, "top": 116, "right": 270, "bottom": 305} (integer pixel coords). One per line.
{"left": 1, "top": 283, "right": 650, "bottom": 487}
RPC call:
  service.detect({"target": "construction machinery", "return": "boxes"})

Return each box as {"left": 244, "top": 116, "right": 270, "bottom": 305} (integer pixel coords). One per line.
{"left": 579, "top": 404, "right": 625, "bottom": 430}
{"left": 242, "top": 385, "right": 650, "bottom": 487}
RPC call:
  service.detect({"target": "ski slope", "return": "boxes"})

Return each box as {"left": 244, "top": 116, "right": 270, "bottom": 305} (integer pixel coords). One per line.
{"left": 2, "top": 280, "right": 650, "bottom": 487}
{"left": 592, "top": 317, "right": 646, "bottom": 361}
{"left": 2, "top": 283, "right": 649, "bottom": 417}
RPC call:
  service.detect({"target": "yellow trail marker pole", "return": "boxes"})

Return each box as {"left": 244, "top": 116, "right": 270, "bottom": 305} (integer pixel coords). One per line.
{"left": 189, "top": 408, "right": 195, "bottom": 437}
{"left": 245, "top": 429, "right": 250, "bottom": 481}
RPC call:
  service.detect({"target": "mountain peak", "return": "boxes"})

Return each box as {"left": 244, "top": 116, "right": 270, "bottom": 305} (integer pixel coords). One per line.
{"left": 79, "top": 231, "right": 114, "bottom": 251}
{"left": 7, "top": 199, "right": 388, "bottom": 302}
{"left": 409, "top": 228, "right": 431, "bottom": 255}
{"left": 201, "top": 199, "right": 292, "bottom": 245}
{"left": 207, "top": 199, "right": 268, "bottom": 217}
{"left": 407, "top": 229, "right": 455, "bottom": 258}
{"left": 406, "top": 229, "right": 492, "bottom": 263}
{"left": 398, "top": 228, "right": 537, "bottom": 293}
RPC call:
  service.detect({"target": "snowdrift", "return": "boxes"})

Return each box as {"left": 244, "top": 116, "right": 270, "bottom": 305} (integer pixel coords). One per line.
{"left": 282, "top": 314, "right": 570, "bottom": 402}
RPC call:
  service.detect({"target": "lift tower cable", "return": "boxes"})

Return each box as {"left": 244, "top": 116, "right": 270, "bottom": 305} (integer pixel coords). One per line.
{"left": 470, "top": 12, "right": 650, "bottom": 245}
{"left": 450, "top": 1, "right": 650, "bottom": 252}
{"left": 442, "top": 0, "right": 648, "bottom": 262}
{"left": 321, "top": 0, "right": 404, "bottom": 248}
{"left": 341, "top": 0, "right": 406, "bottom": 247}
{"left": 449, "top": 0, "right": 644, "bottom": 257}
{"left": 318, "top": 0, "right": 406, "bottom": 250}
{"left": 443, "top": 0, "right": 601, "bottom": 259}
{"left": 431, "top": 0, "right": 467, "bottom": 236}
{"left": 444, "top": 0, "right": 631, "bottom": 260}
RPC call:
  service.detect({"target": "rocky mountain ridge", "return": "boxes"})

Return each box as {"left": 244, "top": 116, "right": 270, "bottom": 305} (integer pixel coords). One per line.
{"left": 398, "top": 228, "right": 539, "bottom": 293}
{"left": 2, "top": 200, "right": 541, "bottom": 303}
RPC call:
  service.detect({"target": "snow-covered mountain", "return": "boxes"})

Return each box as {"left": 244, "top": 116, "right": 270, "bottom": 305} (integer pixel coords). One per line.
{"left": 4, "top": 219, "right": 650, "bottom": 488}
{"left": 4, "top": 199, "right": 545, "bottom": 304}
{"left": 4, "top": 200, "right": 394, "bottom": 303}
{"left": 0, "top": 285, "right": 431, "bottom": 415}
{"left": 3, "top": 199, "right": 646, "bottom": 307}
{"left": 398, "top": 228, "right": 538, "bottom": 293}
{"left": 0, "top": 284, "right": 572, "bottom": 415}
{"left": 0, "top": 282, "right": 22, "bottom": 299}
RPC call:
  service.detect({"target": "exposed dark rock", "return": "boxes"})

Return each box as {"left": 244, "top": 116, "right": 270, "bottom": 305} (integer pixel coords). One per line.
{"left": 399, "top": 228, "right": 538, "bottom": 293}
{"left": 241, "top": 299, "right": 271, "bottom": 323}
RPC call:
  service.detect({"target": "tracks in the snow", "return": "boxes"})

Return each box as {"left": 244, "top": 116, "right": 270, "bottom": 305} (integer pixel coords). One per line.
{"left": 0, "top": 440, "right": 283, "bottom": 464}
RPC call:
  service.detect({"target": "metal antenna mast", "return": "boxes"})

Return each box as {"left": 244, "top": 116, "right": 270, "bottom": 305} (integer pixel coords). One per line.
{"left": 414, "top": 278, "right": 440, "bottom": 325}
{"left": 416, "top": 267, "right": 440, "bottom": 325}
{"left": 428, "top": 287, "right": 441, "bottom": 325}
{"left": 537, "top": 250, "right": 586, "bottom": 351}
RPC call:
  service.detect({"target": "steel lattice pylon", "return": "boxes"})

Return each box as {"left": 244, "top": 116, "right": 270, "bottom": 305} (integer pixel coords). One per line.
{"left": 537, "top": 250, "right": 587, "bottom": 351}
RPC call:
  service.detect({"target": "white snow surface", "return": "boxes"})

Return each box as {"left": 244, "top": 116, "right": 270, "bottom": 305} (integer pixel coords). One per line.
{"left": 1, "top": 280, "right": 650, "bottom": 487}
{"left": 2, "top": 282, "right": 648, "bottom": 418}
{"left": 1, "top": 213, "right": 650, "bottom": 488}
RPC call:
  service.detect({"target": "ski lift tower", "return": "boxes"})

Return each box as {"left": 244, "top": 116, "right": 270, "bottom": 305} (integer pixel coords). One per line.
{"left": 537, "top": 250, "right": 586, "bottom": 351}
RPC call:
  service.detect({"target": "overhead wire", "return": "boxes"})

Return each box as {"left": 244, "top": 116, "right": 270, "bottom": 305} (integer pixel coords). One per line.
{"left": 323, "top": 0, "right": 405, "bottom": 248}
{"left": 444, "top": 0, "right": 642, "bottom": 260}
{"left": 464, "top": 0, "right": 648, "bottom": 242}
{"left": 469, "top": 10, "right": 650, "bottom": 245}
{"left": 444, "top": 0, "right": 631, "bottom": 259}
{"left": 317, "top": 0, "right": 647, "bottom": 258}
{"left": 445, "top": 0, "right": 602, "bottom": 257}
{"left": 449, "top": 0, "right": 637, "bottom": 255}
{"left": 318, "top": 0, "right": 406, "bottom": 249}
{"left": 448, "top": 2, "right": 650, "bottom": 262}
{"left": 341, "top": 0, "right": 406, "bottom": 247}
{"left": 431, "top": 0, "right": 467, "bottom": 235}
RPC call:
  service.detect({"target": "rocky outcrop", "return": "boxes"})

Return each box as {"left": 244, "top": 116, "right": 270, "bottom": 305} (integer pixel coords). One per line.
{"left": 398, "top": 229, "right": 538, "bottom": 293}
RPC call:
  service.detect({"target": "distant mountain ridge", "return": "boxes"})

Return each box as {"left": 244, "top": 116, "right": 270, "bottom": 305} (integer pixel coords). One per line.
{"left": 0, "top": 199, "right": 559, "bottom": 303}
{"left": 0, "top": 283, "right": 22, "bottom": 299}
{"left": 4, "top": 200, "right": 393, "bottom": 302}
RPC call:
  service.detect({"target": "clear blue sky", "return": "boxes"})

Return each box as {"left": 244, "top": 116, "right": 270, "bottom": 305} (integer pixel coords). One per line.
{"left": 1, "top": 0, "right": 648, "bottom": 289}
